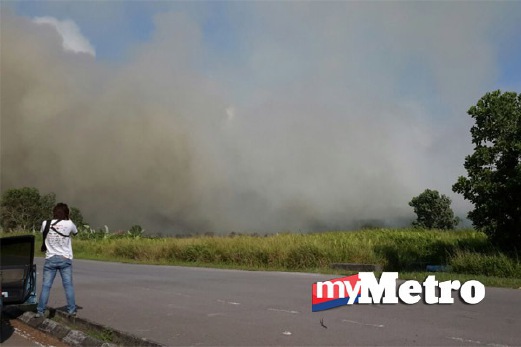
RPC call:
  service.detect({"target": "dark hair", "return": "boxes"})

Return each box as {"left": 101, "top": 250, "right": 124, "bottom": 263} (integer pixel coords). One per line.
{"left": 53, "top": 203, "right": 70, "bottom": 220}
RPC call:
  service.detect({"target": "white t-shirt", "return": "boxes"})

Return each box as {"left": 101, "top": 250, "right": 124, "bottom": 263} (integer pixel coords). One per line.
{"left": 41, "top": 219, "right": 78, "bottom": 259}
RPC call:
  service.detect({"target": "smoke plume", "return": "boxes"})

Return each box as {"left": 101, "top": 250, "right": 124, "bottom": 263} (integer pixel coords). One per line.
{"left": 1, "top": 4, "right": 515, "bottom": 233}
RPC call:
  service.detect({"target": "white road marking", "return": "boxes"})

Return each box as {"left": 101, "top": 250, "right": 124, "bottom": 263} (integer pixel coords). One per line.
{"left": 282, "top": 331, "right": 292, "bottom": 336}
{"left": 217, "top": 299, "right": 241, "bottom": 305}
{"left": 267, "top": 308, "right": 300, "bottom": 314}
{"left": 447, "top": 337, "right": 510, "bottom": 347}
{"left": 207, "top": 313, "right": 225, "bottom": 317}
{"left": 342, "top": 319, "right": 384, "bottom": 328}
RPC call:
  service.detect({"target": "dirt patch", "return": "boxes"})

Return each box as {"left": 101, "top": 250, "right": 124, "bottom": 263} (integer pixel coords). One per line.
{"left": 2, "top": 317, "right": 70, "bottom": 347}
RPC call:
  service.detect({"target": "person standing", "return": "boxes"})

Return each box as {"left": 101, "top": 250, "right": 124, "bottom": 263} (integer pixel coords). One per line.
{"left": 35, "top": 203, "right": 78, "bottom": 317}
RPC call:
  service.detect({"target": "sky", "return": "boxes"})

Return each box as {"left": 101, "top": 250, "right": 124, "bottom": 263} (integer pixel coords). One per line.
{"left": 1, "top": 1, "right": 521, "bottom": 234}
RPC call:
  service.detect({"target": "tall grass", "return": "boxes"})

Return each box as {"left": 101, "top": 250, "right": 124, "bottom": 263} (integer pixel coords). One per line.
{"left": 71, "top": 228, "right": 499, "bottom": 271}
{"left": 450, "top": 251, "right": 521, "bottom": 278}
{"left": 4, "top": 228, "right": 519, "bottom": 284}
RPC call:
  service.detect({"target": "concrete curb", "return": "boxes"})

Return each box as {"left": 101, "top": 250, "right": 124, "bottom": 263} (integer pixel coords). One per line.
{"left": 330, "top": 263, "right": 383, "bottom": 272}
{"left": 5, "top": 307, "right": 163, "bottom": 347}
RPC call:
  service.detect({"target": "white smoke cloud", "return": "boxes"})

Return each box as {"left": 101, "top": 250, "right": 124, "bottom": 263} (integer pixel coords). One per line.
{"left": 2, "top": 3, "right": 519, "bottom": 233}
{"left": 33, "top": 16, "right": 96, "bottom": 56}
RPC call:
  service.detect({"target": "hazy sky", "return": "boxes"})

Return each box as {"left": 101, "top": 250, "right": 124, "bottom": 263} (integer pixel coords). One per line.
{"left": 2, "top": 1, "right": 520, "bottom": 234}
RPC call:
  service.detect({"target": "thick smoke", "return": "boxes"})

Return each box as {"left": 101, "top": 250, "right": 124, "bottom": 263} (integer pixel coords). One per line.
{"left": 1, "top": 4, "right": 511, "bottom": 234}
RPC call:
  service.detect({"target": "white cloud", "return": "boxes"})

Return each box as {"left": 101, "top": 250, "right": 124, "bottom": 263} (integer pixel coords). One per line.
{"left": 33, "top": 16, "right": 95, "bottom": 56}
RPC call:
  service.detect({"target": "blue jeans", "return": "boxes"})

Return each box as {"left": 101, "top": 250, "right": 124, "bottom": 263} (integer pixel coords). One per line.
{"left": 37, "top": 255, "right": 76, "bottom": 314}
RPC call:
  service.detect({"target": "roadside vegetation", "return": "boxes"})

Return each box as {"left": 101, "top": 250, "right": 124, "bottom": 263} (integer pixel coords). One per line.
{"left": 2, "top": 227, "right": 520, "bottom": 288}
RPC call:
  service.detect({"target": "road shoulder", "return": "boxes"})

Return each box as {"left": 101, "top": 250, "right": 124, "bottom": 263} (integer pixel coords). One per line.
{"left": 3, "top": 307, "right": 163, "bottom": 347}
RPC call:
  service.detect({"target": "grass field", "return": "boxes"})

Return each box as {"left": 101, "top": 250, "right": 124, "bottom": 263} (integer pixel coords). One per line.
{"left": 2, "top": 228, "right": 521, "bottom": 288}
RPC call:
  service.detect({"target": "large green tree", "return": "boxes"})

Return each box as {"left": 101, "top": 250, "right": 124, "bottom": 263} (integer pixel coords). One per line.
{"left": 409, "top": 189, "right": 459, "bottom": 230}
{"left": 0, "top": 187, "right": 55, "bottom": 231}
{"left": 0, "top": 187, "right": 85, "bottom": 231}
{"left": 453, "top": 90, "right": 521, "bottom": 251}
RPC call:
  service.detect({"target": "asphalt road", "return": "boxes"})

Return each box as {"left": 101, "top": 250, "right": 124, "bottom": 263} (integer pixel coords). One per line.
{"left": 33, "top": 257, "right": 521, "bottom": 346}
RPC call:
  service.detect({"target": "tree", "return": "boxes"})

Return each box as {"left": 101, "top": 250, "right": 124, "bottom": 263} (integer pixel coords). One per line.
{"left": 0, "top": 187, "right": 86, "bottom": 231}
{"left": 453, "top": 90, "right": 521, "bottom": 251}
{"left": 70, "top": 207, "right": 85, "bottom": 227}
{"left": 409, "top": 189, "right": 459, "bottom": 230}
{"left": 0, "top": 187, "right": 55, "bottom": 231}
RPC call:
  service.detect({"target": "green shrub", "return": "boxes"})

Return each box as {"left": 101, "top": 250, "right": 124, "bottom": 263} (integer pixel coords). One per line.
{"left": 450, "top": 251, "right": 521, "bottom": 278}
{"left": 127, "top": 225, "right": 144, "bottom": 238}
